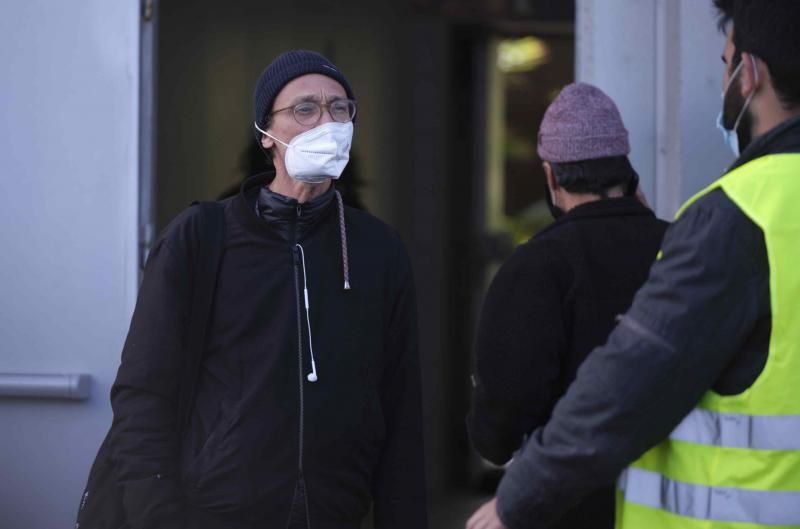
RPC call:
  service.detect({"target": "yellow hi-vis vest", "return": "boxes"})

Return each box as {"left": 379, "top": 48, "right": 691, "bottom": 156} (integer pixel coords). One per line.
{"left": 616, "top": 153, "right": 800, "bottom": 529}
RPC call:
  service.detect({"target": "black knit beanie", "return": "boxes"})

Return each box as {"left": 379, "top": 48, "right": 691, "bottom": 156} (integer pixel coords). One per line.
{"left": 252, "top": 50, "right": 355, "bottom": 140}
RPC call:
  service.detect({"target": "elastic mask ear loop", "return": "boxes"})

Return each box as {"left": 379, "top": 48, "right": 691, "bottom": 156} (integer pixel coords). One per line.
{"left": 722, "top": 59, "right": 745, "bottom": 97}
{"left": 730, "top": 56, "right": 760, "bottom": 133}
{"left": 253, "top": 121, "right": 290, "bottom": 148}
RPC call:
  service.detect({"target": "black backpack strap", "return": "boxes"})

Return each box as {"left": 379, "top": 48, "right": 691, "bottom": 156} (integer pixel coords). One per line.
{"left": 177, "top": 201, "right": 226, "bottom": 437}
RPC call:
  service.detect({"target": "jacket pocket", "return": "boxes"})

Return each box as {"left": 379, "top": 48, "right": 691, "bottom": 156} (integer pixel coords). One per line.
{"left": 182, "top": 404, "right": 249, "bottom": 513}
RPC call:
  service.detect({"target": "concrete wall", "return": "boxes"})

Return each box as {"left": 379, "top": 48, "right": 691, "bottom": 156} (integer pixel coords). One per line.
{"left": 0, "top": 1, "right": 140, "bottom": 526}
{"left": 576, "top": 0, "right": 733, "bottom": 219}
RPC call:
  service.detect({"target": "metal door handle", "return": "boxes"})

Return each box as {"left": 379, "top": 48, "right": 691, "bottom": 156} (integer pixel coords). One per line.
{"left": 0, "top": 373, "right": 91, "bottom": 400}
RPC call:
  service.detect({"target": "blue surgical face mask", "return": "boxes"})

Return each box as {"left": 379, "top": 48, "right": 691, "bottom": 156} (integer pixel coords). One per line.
{"left": 716, "top": 111, "right": 740, "bottom": 157}
{"left": 717, "top": 56, "right": 759, "bottom": 158}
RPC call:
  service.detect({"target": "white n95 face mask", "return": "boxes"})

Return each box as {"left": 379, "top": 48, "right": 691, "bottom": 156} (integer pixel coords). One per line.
{"left": 254, "top": 121, "right": 353, "bottom": 184}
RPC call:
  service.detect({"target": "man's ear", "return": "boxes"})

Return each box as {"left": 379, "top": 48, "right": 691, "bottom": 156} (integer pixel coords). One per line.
{"left": 543, "top": 161, "right": 559, "bottom": 193}
{"left": 739, "top": 52, "right": 762, "bottom": 98}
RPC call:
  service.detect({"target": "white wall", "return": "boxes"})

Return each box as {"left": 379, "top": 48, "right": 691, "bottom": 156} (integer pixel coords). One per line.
{"left": 576, "top": 0, "right": 733, "bottom": 219}
{"left": 0, "top": 1, "right": 139, "bottom": 527}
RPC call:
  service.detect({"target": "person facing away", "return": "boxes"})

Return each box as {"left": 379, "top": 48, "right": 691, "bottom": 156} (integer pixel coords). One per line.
{"left": 466, "top": 82, "right": 668, "bottom": 529}
{"left": 107, "top": 50, "right": 427, "bottom": 529}
{"left": 466, "top": 1, "right": 800, "bottom": 528}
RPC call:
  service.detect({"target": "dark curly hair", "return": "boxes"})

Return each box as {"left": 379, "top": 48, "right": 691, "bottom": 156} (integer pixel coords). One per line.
{"left": 713, "top": 0, "right": 800, "bottom": 108}
{"left": 550, "top": 156, "right": 638, "bottom": 197}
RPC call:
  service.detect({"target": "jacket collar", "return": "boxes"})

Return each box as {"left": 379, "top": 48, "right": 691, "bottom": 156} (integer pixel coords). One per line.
{"left": 563, "top": 196, "right": 653, "bottom": 220}
{"left": 233, "top": 172, "right": 336, "bottom": 243}
{"left": 537, "top": 196, "right": 655, "bottom": 238}
{"left": 730, "top": 114, "right": 800, "bottom": 172}
{"left": 256, "top": 183, "right": 335, "bottom": 223}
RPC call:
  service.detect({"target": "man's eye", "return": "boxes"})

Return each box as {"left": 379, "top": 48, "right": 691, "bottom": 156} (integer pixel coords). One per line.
{"left": 295, "top": 103, "right": 318, "bottom": 115}
{"left": 331, "top": 101, "right": 355, "bottom": 120}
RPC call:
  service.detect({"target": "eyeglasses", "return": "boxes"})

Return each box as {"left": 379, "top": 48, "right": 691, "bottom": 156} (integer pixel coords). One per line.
{"left": 270, "top": 99, "right": 357, "bottom": 126}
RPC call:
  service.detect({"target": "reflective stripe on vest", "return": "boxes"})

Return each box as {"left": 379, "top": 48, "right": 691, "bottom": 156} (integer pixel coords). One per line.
{"left": 619, "top": 467, "right": 800, "bottom": 526}
{"left": 669, "top": 408, "right": 800, "bottom": 450}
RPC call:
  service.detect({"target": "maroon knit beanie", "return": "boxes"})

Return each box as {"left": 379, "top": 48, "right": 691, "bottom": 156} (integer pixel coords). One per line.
{"left": 537, "top": 82, "right": 630, "bottom": 163}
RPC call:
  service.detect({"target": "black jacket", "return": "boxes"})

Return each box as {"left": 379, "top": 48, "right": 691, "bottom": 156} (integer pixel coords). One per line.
{"left": 467, "top": 197, "right": 667, "bottom": 529}
{"left": 495, "top": 117, "right": 800, "bottom": 529}
{"left": 110, "top": 174, "right": 427, "bottom": 529}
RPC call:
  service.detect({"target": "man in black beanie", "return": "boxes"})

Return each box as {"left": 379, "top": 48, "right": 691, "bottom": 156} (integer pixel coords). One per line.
{"left": 93, "top": 50, "right": 428, "bottom": 529}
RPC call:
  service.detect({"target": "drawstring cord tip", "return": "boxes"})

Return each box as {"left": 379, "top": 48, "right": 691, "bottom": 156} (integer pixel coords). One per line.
{"left": 344, "top": 280, "right": 351, "bottom": 290}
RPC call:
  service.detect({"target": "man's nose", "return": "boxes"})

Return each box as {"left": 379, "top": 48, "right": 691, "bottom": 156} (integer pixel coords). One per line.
{"left": 319, "top": 105, "right": 335, "bottom": 125}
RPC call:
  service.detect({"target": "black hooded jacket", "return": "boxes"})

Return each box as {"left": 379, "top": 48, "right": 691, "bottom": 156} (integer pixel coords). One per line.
{"left": 109, "top": 173, "right": 427, "bottom": 529}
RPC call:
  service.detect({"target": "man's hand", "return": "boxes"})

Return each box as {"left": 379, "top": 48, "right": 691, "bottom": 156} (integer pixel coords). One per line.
{"left": 466, "top": 497, "right": 508, "bottom": 529}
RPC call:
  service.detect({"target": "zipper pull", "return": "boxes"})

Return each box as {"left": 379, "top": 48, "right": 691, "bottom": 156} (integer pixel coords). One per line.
{"left": 296, "top": 204, "right": 302, "bottom": 217}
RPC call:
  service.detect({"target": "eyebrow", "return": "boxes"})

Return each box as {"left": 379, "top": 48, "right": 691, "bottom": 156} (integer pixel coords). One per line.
{"left": 289, "top": 94, "right": 347, "bottom": 105}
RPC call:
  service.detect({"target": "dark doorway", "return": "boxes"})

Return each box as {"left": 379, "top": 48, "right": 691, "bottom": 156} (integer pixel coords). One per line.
{"left": 434, "top": 13, "right": 575, "bottom": 523}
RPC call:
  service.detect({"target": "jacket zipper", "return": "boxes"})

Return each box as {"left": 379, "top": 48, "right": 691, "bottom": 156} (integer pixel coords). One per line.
{"left": 292, "top": 249, "right": 304, "bottom": 464}
{"left": 291, "top": 204, "right": 311, "bottom": 529}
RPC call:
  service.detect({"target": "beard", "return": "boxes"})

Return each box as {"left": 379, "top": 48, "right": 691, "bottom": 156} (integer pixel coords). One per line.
{"left": 544, "top": 182, "right": 564, "bottom": 219}
{"left": 722, "top": 71, "right": 754, "bottom": 152}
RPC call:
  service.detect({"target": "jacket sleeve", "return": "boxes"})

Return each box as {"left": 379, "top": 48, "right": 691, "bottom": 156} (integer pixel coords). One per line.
{"left": 495, "top": 190, "right": 770, "bottom": 529}
{"left": 110, "top": 232, "right": 192, "bottom": 529}
{"left": 371, "top": 241, "right": 428, "bottom": 529}
{"left": 466, "top": 245, "right": 565, "bottom": 465}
